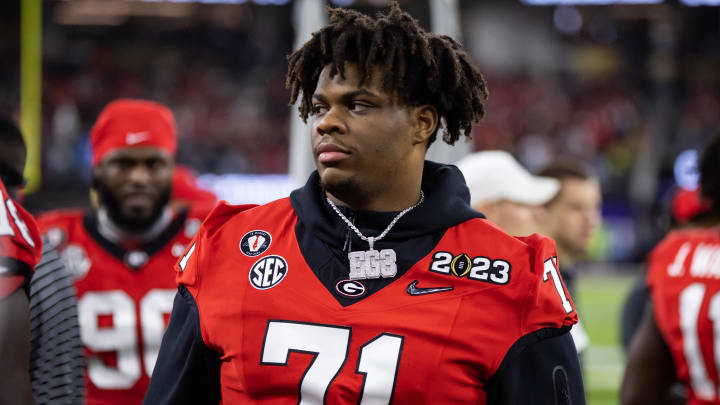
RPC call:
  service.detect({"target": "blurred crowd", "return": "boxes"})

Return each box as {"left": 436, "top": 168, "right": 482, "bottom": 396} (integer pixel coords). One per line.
{"left": 37, "top": 3, "right": 294, "bottom": 190}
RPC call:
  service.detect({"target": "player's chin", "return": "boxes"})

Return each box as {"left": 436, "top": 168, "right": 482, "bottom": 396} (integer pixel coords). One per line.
{"left": 320, "top": 169, "right": 360, "bottom": 195}
{"left": 121, "top": 204, "right": 159, "bottom": 223}
{"left": 318, "top": 164, "right": 349, "bottom": 186}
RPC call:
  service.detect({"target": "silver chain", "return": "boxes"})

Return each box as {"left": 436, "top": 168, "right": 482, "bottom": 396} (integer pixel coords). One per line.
{"left": 326, "top": 190, "right": 425, "bottom": 250}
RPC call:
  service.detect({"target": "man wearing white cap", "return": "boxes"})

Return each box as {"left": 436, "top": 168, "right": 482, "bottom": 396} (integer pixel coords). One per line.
{"left": 456, "top": 150, "right": 560, "bottom": 237}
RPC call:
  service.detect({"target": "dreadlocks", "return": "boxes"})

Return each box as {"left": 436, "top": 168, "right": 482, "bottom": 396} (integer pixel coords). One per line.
{"left": 286, "top": 2, "right": 489, "bottom": 146}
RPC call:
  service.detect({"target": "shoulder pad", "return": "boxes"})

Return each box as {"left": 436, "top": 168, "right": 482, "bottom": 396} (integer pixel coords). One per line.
{"left": 517, "top": 233, "right": 578, "bottom": 334}
{"left": 175, "top": 201, "right": 257, "bottom": 291}
{"left": 200, "top": 201, "right": 258, "bottom": 237}
{"left": 0, "top": 190, "right": 42, "bottom": 270}
{"left": 36, "top": 209, "right": 84, "bottom": 233}
{"left": 646, "top": 229, "right": 708, "bottom": 290}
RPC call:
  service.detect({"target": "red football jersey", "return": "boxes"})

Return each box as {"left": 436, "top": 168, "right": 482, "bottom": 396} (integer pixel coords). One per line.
{"left": 0, "top": 179, "right": 42, "bottom": 299}
{"left": 38, "top": 208, "right": 204, "bottom": 405}
{"left": 176, "top": 200, "right": 578, "bottom": 404}
{"left": 648, "top": 228, "right": 720, "bottom": 405}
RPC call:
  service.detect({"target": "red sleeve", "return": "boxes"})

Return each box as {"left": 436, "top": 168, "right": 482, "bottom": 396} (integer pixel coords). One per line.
{"left": 174, "top": 201, "right": 257, "bottom": 346}
{"left": 0, "top": 182, "right": 42, "bottom": 299}
{"left": 174, "top": 202, "right": 257, "bottom": 288}
{"left": 517, "top": 234, "right": 578, "bottom": 335}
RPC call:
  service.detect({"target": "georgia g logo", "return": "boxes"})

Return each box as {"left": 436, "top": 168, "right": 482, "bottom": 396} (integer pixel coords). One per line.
{"left": 240, "top": 230, "right": 272, "bottom": 257}
{"left": 249, "top": 255, "right": 288, "bottom": 290}
{"left": 335, "top": 279, "right": 366, "bottom": 298}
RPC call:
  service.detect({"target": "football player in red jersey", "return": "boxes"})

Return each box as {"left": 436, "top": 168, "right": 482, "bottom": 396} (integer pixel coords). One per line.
{"left": 37, "top": 99, "right": 206, "bottom": 405}
{"left": 145, "top": 3, "right": 585, "bottom": 404}
{"left": 622, "top": 135, "right": 720, "bottom": 405}
{"left": 0, "top": 114, "right": 42, "bottom": 405}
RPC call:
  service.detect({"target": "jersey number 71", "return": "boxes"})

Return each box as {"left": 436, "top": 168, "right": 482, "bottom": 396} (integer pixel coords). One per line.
{"left": 261, "top": 320, "right": 404, "bottom": 405}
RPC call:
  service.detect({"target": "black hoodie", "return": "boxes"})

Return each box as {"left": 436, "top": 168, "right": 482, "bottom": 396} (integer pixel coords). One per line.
{"left": 291, "top": 161, "right": 484, "bottom": 306}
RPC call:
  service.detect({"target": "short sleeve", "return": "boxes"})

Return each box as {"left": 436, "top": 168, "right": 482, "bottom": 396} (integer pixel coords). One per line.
{"left": 0, "top": 184, "right": 42, "bottom": 299}
{"left": 518, "top": 234, "right": 578, "bottom": 335}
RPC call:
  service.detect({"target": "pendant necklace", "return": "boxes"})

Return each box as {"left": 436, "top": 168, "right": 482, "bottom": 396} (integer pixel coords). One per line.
{"left": 326, "top": 190, "right": 424, "bottom": 280}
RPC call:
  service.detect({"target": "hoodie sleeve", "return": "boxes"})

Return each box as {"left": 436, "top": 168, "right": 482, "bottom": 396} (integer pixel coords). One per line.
{"left": 485, "top": 329, "right": 585, "bottom": 405}
{"left": 484, "top": 234, "right": 585, "bottom": 405}
{"left": 142, "top": 286, "right": 221, "bottom": 405}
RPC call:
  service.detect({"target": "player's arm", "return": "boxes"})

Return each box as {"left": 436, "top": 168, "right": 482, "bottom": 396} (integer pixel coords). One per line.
{"left": 485, "top": 327, "right": 585, "bottom": 405}
{"left": 621, "top": 304, "right": 679, "bottom": 405}
{"left": 0, "top": 288, "right": 35, "bottom": 405}
{"left": 487, "top": 235, "right": 585, "bottom": 404}
{"left": 143, "top": 286, "right": 221, "bottom": 405}
{"left": 145, "top": 203, "right": 250, "bottom": 404}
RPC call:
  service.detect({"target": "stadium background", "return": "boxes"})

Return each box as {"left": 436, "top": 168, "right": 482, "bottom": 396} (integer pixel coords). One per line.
{"left": 2, "top": 0, "right": 719, "bottom": 403}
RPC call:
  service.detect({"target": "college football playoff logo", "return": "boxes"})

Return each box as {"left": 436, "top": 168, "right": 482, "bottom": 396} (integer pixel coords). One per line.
{"left": 239, "top": 230, "right": 272, "bottom": 257}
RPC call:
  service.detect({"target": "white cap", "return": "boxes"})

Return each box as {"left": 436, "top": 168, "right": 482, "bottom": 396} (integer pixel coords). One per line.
{"left": 456, "top": 150, "right": 560, "bottom": 207}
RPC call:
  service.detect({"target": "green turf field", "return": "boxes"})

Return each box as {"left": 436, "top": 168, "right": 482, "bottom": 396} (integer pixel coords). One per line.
{"left": 577, "top": 272, "right": 638, "bottom": 405}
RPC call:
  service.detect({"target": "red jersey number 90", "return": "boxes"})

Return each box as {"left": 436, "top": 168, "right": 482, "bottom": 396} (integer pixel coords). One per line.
{"left": 78, "top": 289, "right": 175, "bottom": 389}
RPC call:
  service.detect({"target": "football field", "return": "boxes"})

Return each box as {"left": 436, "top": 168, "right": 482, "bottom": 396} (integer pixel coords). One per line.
{"left": 577, "top": 272, "right": 638, "bottom": 405}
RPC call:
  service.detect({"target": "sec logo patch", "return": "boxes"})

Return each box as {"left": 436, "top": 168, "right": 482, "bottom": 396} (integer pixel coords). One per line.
{"left": 249, "top": 255, "right": 288, "bottom": 290}
{"left": 240, "top": 230, "right": 271, "bottom": 257}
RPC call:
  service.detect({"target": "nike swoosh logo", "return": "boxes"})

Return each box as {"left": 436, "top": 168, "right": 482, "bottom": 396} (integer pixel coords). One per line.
{"left": 126, "top": 131, "right": 150, "bottom": 145}
{"left": 406, "top": 280, "right": 453, "bottom": 296}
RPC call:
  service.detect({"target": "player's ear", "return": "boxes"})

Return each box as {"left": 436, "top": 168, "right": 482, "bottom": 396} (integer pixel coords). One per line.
{"left": 412, "top": 104, "right": 438, "bottom": 146}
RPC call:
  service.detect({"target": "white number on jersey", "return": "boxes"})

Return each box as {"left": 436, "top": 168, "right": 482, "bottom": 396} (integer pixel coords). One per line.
{"left": 679, "top": 283, "right": 720, "bottom": 400}
{"left": 261, "top": 321, "right": 404, "bottom": 405}
{"left": 0, "top": 197, "right": 35, "bottom": 247}
{"left": 543, "top": 257, "right": 573, "bottom": 314}
{"left": 178, "top": 242, "right": 195, "bottom": 272}
{"left": 78, "top": 289, "right": 175, "bottom": 389}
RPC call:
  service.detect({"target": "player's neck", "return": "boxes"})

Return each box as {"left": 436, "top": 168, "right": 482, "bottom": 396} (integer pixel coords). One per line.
{"left": 97, "top": 206, "right": 173, "bottom": 244}
{"left": 327, "top": 188, "right": 423, "bottom": 213}
{"left": 327, "top": 175, "right": 424, "bottom": 213}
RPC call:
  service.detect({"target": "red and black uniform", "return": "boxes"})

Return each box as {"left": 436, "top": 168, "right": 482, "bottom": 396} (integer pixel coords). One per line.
{"left": 145, "top": 162, "right": 585, "bottom": 405}
{"left": 0, "top": 179, "right": 42, "bottom": 299}
{"left": 37, "top": 208, "right": 204, "bottom": 405}
{"left": 648, "top": 228, "right": 720, "bottom": 405}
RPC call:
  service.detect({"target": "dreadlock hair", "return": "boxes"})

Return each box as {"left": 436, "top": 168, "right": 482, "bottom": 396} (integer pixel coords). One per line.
{"left": 286, "top": 2, "right": 489, "bottom": 146}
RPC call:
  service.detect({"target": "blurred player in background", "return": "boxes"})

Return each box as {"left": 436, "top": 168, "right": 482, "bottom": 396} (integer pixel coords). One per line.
{"left": 38, "top": 99, "right": 205, "bottom": 405}
{"left": 617, "top": 188, "right": 711, "bottom": 405}
{"left": 538, "top": 160, "right": 602, "bottom": 296}
{"left": 622, "top": 135, "right": 720, "bottom": 405}
{"left": 621, "top": 187, "right": 713, "bottom": 352}
{"left": 145, "top": 3, "right": 584, "bottom": 404}
{"left": 0, "top": 114, "right": 42, "bottom": 405}
{"left": 456, "top": 150, "right": 559, "bottom": 236}
{"left": 538, "top": 160, "right": 601, "bottom": 354}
